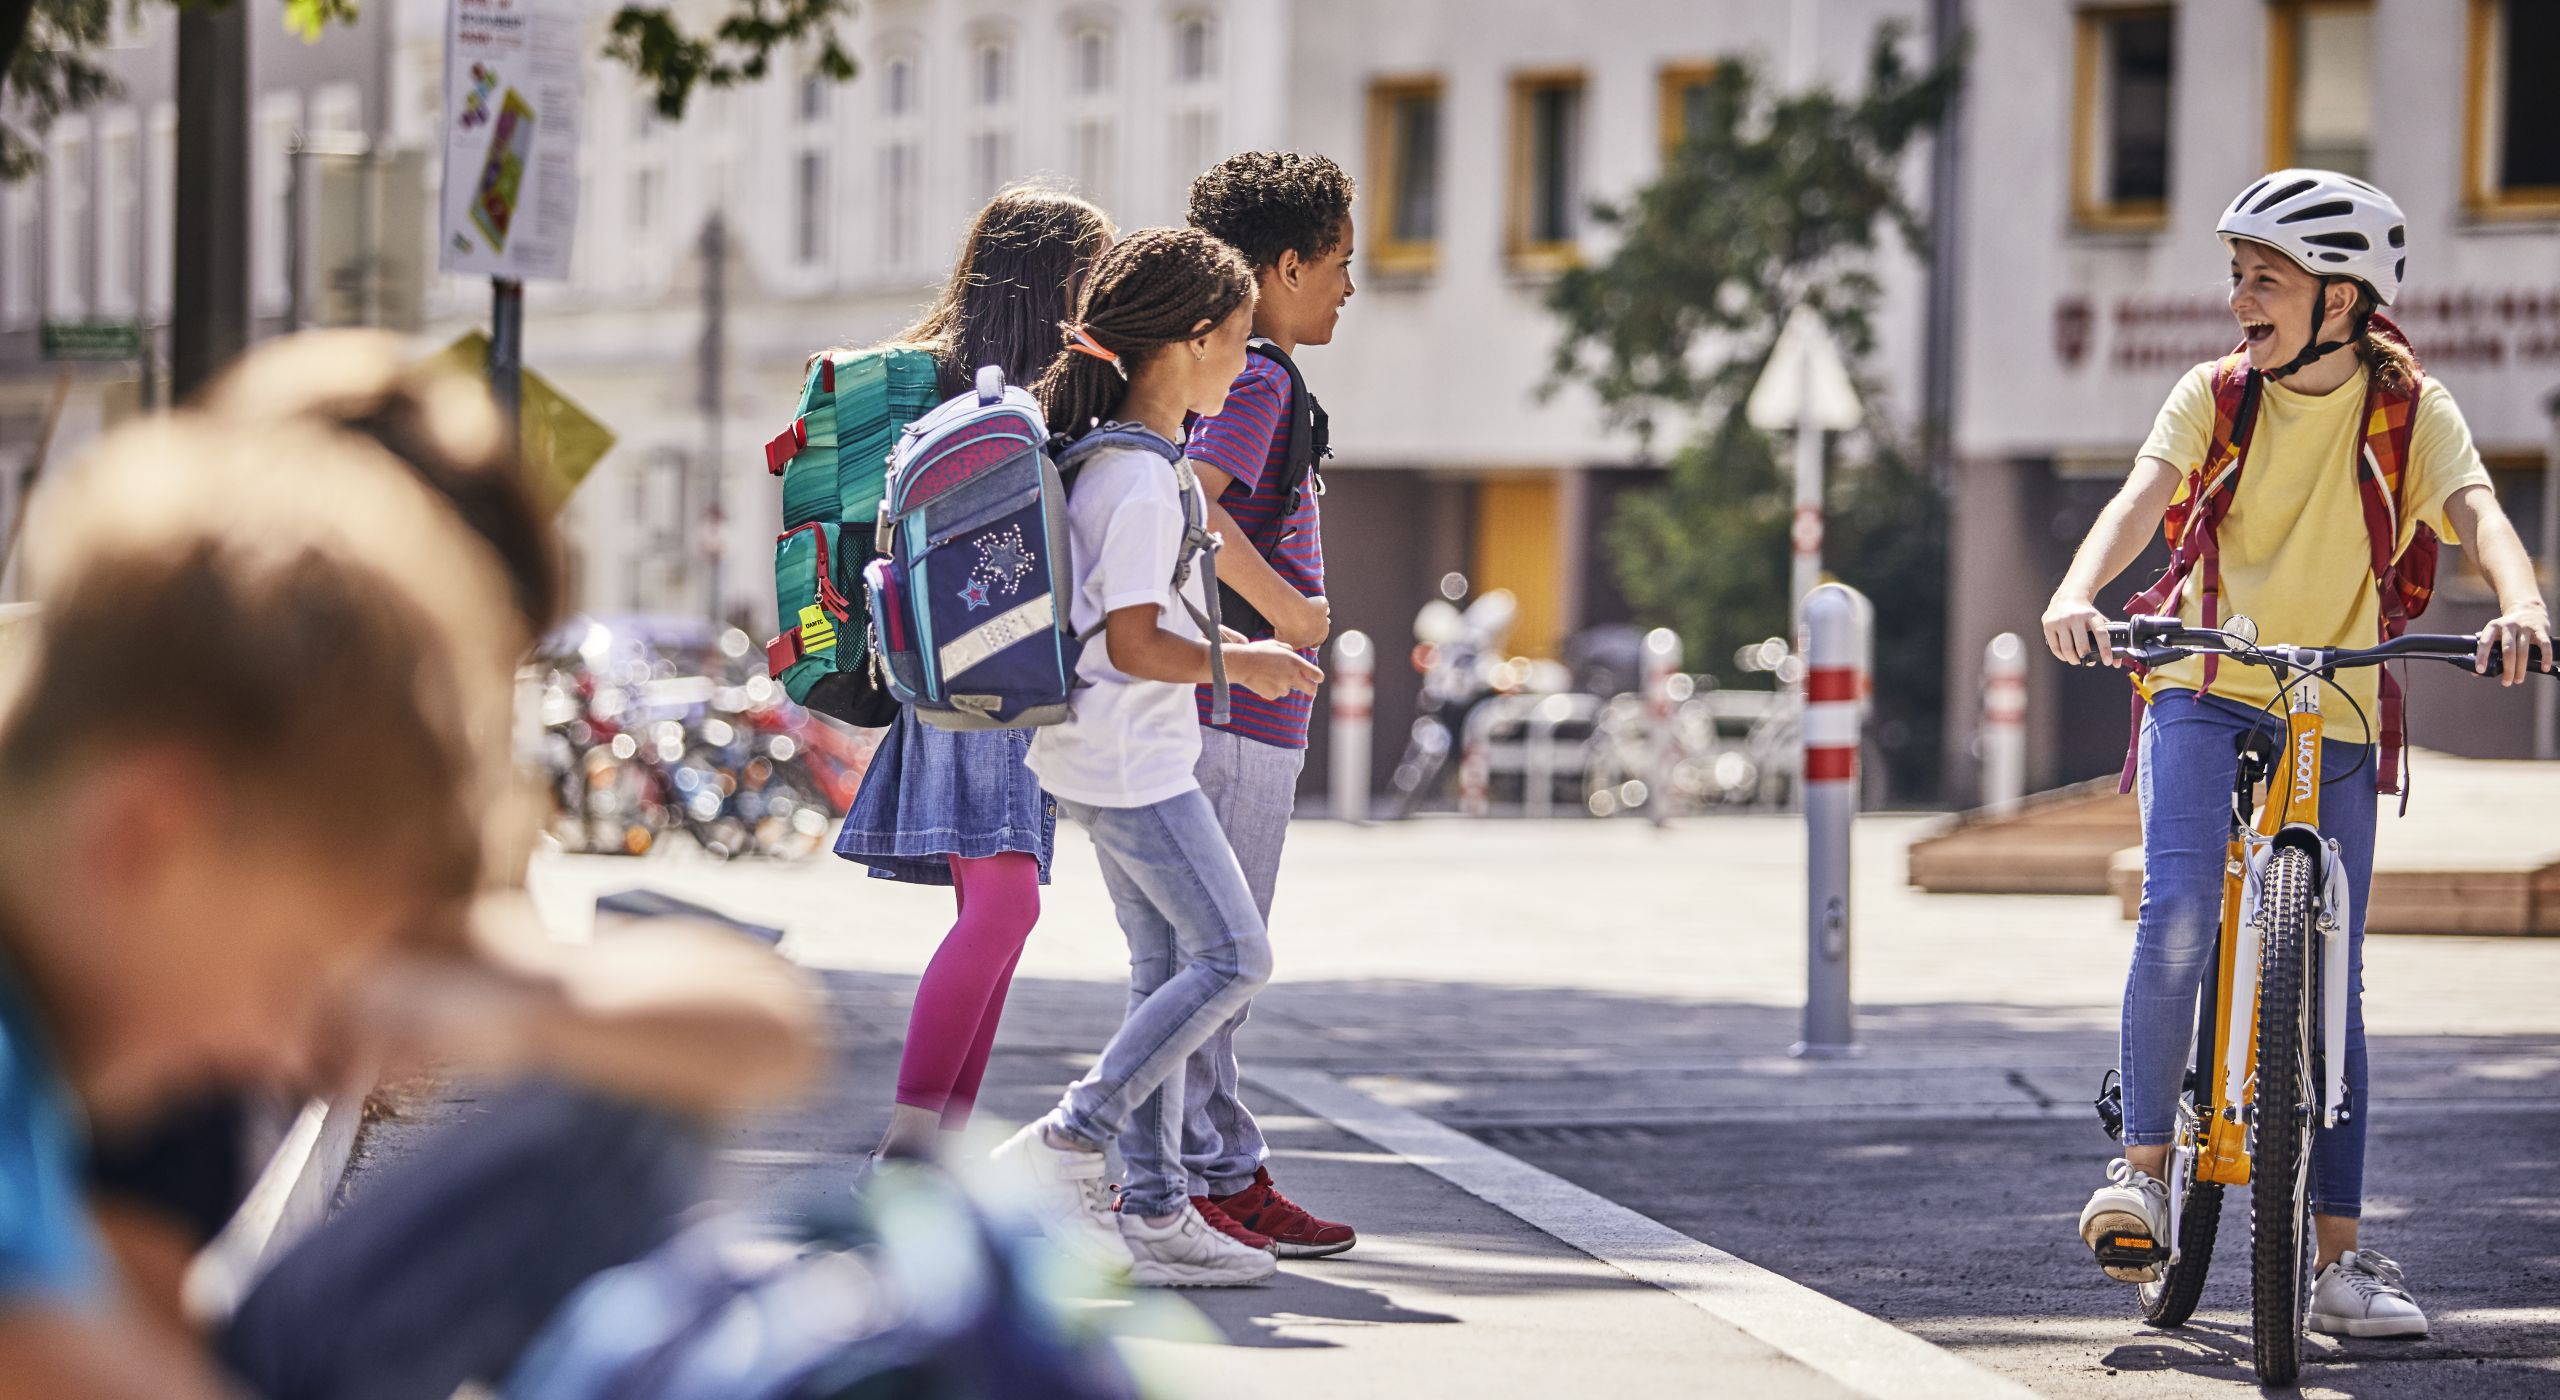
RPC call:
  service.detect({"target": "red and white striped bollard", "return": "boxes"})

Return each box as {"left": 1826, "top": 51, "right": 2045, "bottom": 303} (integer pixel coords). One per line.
{"left": 1795, "top": 583, "right": 1867, "bottom": 1058}
{"left": 1330, "top": 631, "right": 1373, "bottom": 824}
{"left": 1981, "top": 632, "right": 2027, "bottom": 817}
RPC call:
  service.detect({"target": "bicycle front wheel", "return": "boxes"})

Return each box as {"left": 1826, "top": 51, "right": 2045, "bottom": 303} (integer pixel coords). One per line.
{"left": 2251, "top": 844, "right": 2320, "bottom": 1387}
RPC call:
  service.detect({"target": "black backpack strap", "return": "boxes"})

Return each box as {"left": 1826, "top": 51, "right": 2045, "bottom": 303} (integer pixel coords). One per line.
{"left": 1244, "top": 338, "right": 1322, "bottom": 504}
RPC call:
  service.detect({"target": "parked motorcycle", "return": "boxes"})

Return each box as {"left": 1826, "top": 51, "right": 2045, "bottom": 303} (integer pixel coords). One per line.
{"left": 1388, "top": 587, "right": 1526, "bottom": 817}
{"left": 531, "top": 617, "right": 877, "bottom": 860}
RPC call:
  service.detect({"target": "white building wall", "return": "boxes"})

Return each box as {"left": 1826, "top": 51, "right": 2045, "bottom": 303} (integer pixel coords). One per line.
{"left": 1954, "top": 0, "right": 2560, "bottom": 465}
{"left": 1288, "top": 0, "right": 1936, "bottom": 472}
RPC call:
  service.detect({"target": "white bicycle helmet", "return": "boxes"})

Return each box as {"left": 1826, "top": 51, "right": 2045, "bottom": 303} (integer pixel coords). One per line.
{"left": 2215, "top": 169, "right": 2406, "bottom": 378}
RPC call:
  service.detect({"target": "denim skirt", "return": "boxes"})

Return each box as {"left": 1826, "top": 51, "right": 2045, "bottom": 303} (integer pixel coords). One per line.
{"left": 834, "top": 708, "right": 1055, "bottom": 886}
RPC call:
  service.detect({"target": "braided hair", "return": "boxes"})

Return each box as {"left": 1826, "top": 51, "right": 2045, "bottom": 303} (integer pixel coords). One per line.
{"left": 1032, "top": 227, "right": 1255, "bottom": 436}
{"left": 2349, "top": 284, "right": 2418, "bottom": 396}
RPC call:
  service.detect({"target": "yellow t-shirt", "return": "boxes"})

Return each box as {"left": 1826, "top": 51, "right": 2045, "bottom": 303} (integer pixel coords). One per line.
{"left": 2134, "top": 362, "right": 2492, "bottom": 743}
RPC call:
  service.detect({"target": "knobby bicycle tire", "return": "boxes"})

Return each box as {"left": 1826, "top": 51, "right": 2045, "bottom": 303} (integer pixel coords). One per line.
{"left": 2251, "top": 845, "right": 2319, "bottom": 1388}
{"left": 2141, "top": 1166, "right": 2223, "bottom": 1328}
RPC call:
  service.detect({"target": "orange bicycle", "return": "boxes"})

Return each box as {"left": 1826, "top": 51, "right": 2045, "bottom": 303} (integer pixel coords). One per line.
{"left": 2087, "top": 614, "right": 2551, "bottom": 1387}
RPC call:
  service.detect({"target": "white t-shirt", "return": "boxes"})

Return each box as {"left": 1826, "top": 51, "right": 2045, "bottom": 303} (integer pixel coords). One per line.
{"left": 1025, "top": 435, "right": 1212, "bottom": 808}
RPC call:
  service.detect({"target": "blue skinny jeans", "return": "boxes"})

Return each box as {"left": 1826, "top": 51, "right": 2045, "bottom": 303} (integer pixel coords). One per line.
{"left": 2123, "top": 689, "right": 2373, "bottom": 1218}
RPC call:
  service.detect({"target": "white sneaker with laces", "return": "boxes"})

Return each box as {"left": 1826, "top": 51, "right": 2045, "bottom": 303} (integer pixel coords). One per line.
{"left": 2078, "top": 1158, "right": 2172, "bottom": 1283}
{"left": 1120, "top": 1202, "right": 1280, "bottom": 1288}
{"left": 988, "top": 1122, "right": 1130, "bottom": 1277}
{"left": 2307, "top": 1249, "right": 2429, "bottom": 1339}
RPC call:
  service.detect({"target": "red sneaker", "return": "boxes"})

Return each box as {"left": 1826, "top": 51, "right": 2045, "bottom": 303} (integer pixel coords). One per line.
{"left": 1191, "top": 1195, "right": 1277, "bottom": 1253}
{"left": 1211, "top": 1169, "right": 1356, "bottom": 1259}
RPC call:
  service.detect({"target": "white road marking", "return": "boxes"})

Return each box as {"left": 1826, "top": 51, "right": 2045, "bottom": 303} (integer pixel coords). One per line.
{"left": 1251, "top": 1066, "right": 2046, "bottom": 1400}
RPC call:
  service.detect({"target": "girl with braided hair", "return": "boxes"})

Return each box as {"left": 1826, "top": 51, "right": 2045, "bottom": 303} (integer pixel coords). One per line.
{"left": 988, "top": 228, "right": 1322, "bottom": 1288}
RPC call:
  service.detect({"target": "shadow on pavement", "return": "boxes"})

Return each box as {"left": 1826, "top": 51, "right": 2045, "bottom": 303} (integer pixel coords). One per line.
{"left": 725, "top": 967, "right": 2560, "bottom": 1398}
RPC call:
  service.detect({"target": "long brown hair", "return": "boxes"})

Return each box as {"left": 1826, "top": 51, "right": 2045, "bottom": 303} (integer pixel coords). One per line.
{"left": 2350, "top": 285, "right": 2418, "bottom": 396}
{"left": 886, "top": 185, "right": 1116, "bottom": 386}
{"left": 1031, "top": 227, "right": 1254, "bottom": 435}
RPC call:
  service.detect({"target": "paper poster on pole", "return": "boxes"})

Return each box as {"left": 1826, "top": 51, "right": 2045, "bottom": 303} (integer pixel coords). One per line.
{"left": 439, "top": 0, "right": 582, "bottom": 281}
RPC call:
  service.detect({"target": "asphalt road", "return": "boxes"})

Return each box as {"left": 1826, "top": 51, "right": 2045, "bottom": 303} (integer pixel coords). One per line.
{"left": 329, "top": 817, "right": 2560, "bottom": 1398}
{"left": 1476, "top": 1100, "right": 2560, "bottom": 1398}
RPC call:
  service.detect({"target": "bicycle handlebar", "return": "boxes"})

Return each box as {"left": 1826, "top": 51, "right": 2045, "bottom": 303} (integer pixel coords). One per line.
{"left": 2094, "top": 615, "right": 2559, "bottom": 678}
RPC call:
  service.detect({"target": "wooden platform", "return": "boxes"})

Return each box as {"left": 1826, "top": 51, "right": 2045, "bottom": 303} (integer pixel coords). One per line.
{"left": 1905, "top": 777, "right": 2138, "bottom": 896}
{"left": 1915, "top": 753, "right": 2560, "bottom": 935}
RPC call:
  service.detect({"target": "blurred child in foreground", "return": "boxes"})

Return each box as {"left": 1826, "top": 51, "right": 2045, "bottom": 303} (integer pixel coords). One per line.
{"left": 0, "top": 337, "right": 820, "bottom": 1400}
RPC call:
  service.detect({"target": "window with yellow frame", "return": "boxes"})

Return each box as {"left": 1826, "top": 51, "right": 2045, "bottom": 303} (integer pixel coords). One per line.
{"left": 1508, "top": 70, "right": 1586, "bottom": 272}
{"left": 1366, "top": 77, "right": 1443, "bottom": 275}
{"left": 2266, "top": 0, "right": 2372, "bottom": 176}
{"left": 2070, "top": 6, "right": 2176, "bottom": 231}
{"left": 2464, "top": 0, "right": 2560, "bottom": 217}
{"left": 1659, "top": 62, "right": 1717, "bottom": 157}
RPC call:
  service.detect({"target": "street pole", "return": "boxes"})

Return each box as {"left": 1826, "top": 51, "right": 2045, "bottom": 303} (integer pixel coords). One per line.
{"left": 489, "top": 278, "right": 524, "bottom": 428}
{"left": 1791, "top": 410, "right": 1824, "bottom": 627}
{"left": 1330, "top": 630, "right": 1374, "bottom": 823}
{"left": 1921, "top": 0, "right": 1965, "bottom": 490}
{"left": 699, "top": 214, "right": 728, "bottom": 626}
{"left": 170, "top": 1, "right": 251, "bottom": 401}
{"left": 1795, "top": 582, "right": 1867, "bottom": 1059}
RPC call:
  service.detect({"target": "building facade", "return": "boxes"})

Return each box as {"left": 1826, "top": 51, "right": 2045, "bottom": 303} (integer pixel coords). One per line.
{"left": 1944, "top": 0, "right": 2560, "bottom": 794}
{"left": 0, "top": 0, "right": 394, "bottom": 570}
{"left": 387, "top": 0, "right": 1944, "bottom": 798}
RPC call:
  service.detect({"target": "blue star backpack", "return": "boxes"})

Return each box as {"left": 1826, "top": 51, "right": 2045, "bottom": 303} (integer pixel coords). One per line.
{"left": 863, "top": 366, "right": 1228, "bottom": 731}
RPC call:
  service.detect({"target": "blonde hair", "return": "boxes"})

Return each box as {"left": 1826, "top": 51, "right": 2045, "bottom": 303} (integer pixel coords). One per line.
{"left": 3, "top": 414, "right": 521, "bottom": 907}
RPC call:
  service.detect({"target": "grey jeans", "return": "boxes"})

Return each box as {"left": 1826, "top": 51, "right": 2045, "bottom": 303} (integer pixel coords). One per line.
{"left": 1122, "top": 727, "right": 1302, "bottom": 1201}
{"left": 1047, "top": 787, "right": 1273, "bottom": 1217}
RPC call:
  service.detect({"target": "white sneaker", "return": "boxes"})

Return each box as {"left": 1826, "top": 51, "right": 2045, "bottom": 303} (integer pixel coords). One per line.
{"left": 2078, "top": 1158, "right": 2172, "bottom": 1284}
{"left": 1120, "top": 1201, "right": 1280, "bottom": 1288}
{"left": 987, "top": 1122, "right": 1130, "bottom": 1277}
{"left": 2307, "top": 1249, "right": 2429, "bottom": 1339}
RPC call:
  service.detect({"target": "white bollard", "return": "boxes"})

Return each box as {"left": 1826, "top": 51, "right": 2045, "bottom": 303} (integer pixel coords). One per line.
{"left": 1641, "top": 627, "right": 1683, "bottom": 827}
{"left": 1981, "top": 632, "right": 2028, "bottom": 817}
{"left": 1794, "top": 583, "right": 1866, "bottom": 1059}
{"left": 1330, "top": 631, "right": 1373, "bottom": 824}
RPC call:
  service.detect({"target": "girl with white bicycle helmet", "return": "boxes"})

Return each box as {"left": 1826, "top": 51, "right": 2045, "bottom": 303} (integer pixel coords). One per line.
{"left": 2042, "top": 169, "right": 2551, "bottom": 1339}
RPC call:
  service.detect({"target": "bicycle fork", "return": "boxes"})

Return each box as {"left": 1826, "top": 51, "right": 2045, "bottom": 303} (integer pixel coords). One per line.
{"left": 2204, "top": 689, "right": 2356, "bottom": 1196}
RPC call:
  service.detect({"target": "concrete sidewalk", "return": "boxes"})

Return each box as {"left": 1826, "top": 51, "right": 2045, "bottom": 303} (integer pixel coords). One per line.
{"left": 496, "top": 816, "right": 2560, "bottom": 1397}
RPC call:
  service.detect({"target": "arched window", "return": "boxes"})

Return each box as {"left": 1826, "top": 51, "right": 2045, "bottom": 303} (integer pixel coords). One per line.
{"left": 875, "top": 47, "right": 925, "bottom": 269}
{"left": 1169, "top": 12, "right": 1221, "bottom": 189}
{"left": 1067, "top": 21, "right": 1119, "bottom": 207}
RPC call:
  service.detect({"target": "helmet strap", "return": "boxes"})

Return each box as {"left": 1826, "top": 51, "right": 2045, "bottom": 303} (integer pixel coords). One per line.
{"left": 2265, "top": 274, "right": 2357, "bottom": 381}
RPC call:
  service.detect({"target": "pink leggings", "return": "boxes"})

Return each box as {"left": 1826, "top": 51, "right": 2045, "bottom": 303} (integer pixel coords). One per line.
{"left": 895, "top": 851, "right": 1041, "bottom": 1128}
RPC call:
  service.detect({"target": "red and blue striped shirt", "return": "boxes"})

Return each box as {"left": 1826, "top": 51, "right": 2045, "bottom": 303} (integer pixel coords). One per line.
{"left": 1187, "top": 353, "right": 1324, "bottom": 749}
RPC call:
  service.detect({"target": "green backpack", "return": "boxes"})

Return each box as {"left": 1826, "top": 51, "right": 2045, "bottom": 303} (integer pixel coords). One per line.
{"left": 762, "top": 345, "right": 944, "bottom": 726}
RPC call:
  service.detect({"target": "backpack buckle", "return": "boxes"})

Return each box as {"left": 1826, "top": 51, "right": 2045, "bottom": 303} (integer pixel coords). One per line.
{"left": 765, "top": 419, "right": 809, "bottom": 476}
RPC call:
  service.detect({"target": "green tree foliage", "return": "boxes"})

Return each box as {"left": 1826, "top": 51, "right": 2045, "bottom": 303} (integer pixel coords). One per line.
{"left": 1551, "top": 23, "right": 1962, "bottom": 799}
{"left": 606, "top": 0, "right": 855, "bottom": 121}
{"left": 1, "top": 0, "right": 112, "bottom": 180}
{"left": 1, "top": 0, "right": 854, "bottom": 178}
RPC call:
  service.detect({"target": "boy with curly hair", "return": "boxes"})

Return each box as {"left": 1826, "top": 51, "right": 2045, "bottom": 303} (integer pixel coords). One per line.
{"left": 1148, "top": 149, "right": 1360, "bottom": 1259}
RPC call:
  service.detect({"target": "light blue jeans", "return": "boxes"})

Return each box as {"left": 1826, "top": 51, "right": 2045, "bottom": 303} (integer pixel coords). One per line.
{"left": 1120, "top": 728, "right": 1305, "bottom": 1200}
{"left": 2124, "top": 689, "right": 2374, "bottom": 1218}
{"left": 1045, "top": 788, "right": 1274, "bottom": 1217}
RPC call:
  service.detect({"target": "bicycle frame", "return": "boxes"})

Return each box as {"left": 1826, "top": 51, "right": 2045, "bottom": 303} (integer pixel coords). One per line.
{"left": 2185, "top": 671, "right": 2354, "bottom": 1198}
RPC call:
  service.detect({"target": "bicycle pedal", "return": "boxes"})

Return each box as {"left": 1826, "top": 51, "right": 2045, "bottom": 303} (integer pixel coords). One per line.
{"left": 2091, "top": 1231, "right": 2168, "bottom": 1268}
